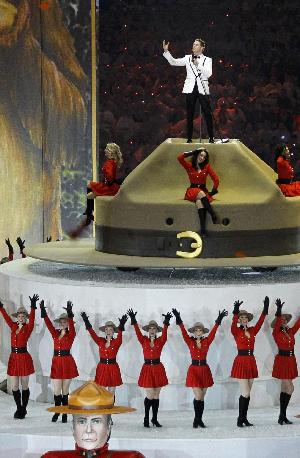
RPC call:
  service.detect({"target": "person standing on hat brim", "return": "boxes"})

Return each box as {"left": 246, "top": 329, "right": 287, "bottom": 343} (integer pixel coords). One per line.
{"left": 271, "top": 298, "right": 300, "bottom": 425}
{"left": 127, "top": 308, "right": 172, "bottom": 428}
{"left": 172, "top": 308, "right": 228, "bottom": 428}
{"left": 230, "top": 297, "right": 269, "bottom": 427}
{"left": 40, "top": 300, "right": 79, "bottom": 423}
{"left": 80, "top": 312, "right": 128, "bottom": 395}
{"left": 41, "top": 381, "right": 145, "bottom": 457}
{"left": 0, "top": 294, "right": 39, "bottom": 419}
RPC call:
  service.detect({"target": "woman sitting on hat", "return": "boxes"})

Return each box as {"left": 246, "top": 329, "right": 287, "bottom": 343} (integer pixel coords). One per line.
{"left": 0, "top": 294, "right": 39, "bottom": 419}
{"left": 80, "top": 312, "right": 128, "bottom": 393}
{"left": 271, "top": 298, "right": 300, "bottom": 425}
{"left": 177, "top": 148, "right": 219, "bottom": 236}
{"left": 172, "top": 307, "right": 228, "bottom": 428}
{"left": 40, "top": 300, "right": 79, "bottom": 423}
{"left": 230, "top": 297, "right": 269, "bottom": 427}
{"left": 274, "top": 144, "right": 300, "bottom": 197}
{"left": 127, "top": 308, "right": 172, "bottom": 428}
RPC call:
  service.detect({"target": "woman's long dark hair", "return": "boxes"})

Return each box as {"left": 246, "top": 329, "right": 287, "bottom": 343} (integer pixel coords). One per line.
{"left": 274, "top": 143, "right": 287, "bottom": 171}
{"left": 191, "top": 148, "right": 210, "bottom": 169}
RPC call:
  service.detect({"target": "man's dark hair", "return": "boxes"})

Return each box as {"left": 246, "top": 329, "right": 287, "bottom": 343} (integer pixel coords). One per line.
{"left": 195, "top": 38, "right": 206, "bottom": 47}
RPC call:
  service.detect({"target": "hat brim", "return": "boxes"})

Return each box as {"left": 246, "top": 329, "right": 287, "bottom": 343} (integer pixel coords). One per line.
{"left": 11, "top": 312, "right": 28, "bottom": 318}
{"left": 188, "top": 327, "right": 209, "bottom": 334}
{"left": 99, "top": 326, "right": 118, "bottom": 333}
{"left": 47, "top": 405, "right": 135, "bottom": 415}
{"left": 238, "top": 312, "right": 253, "bottom": 322}
{"left": 271, "top": 314, "right": 292, "bottom": 328}
{"left": 142, "top": 325, "right": 163, "bottom": 332}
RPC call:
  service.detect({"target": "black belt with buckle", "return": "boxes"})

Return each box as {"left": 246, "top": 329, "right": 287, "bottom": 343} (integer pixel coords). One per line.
{"left": 276, "top": 178, "right": 293, "bottom": 185}
{"left": 278, "top": 349, "right": 294, "bottom": 356}
{"left": 189, "top": 183, "right": 208, "bottom": 193}
{"left": 11, "top": 347, "right": 27, "bottom": 354}
{"left": 238, "top": 349, "right": 254, "bottom": 356}
{"left": 144, "top": 359, "right": 160, "bottom": 365}
{"left": 54, "top": 350, "right": 71, "bottom": 356}
{"left": 191, "top": 359, "right": 207, "bottom": 366}
{"left": 100, "top": 358, "right": 117, "bottom": 364}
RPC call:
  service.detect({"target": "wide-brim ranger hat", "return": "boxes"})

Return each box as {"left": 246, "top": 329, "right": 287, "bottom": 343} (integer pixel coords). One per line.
{"left": 271, "top": 314, "right": 292, "bottom": 329}
{"left": 99, "top": 321, "right": 118, "bottom": 333}
{"left": 188, "top": 322, "right": 209, "bottom": 334}
{"left": 54, "top": 313, "right": 69, "bottom": 323}
{"left": 142, "top": 320, "right": 163, "bottom": 332}
{"left": 238, "top": 310, "right": 254, "bottom": 322}
{"left": 11, "top": 307, "right": 29, "bottom": 318}
{"left": 47, "top": 381, "right": 135, "bottom": 415}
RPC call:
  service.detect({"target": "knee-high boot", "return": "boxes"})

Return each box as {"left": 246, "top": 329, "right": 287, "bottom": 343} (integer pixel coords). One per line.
{"left": 12, "top": 390, "right": 22, "bottom": 419}
{"left": 151, "top": 398, "right": 162, "bottom": 427}
{"left": 243, "top": 396, "right": 253, "bottom": 426}
{"left": 52, "top": 394, "right": 62, "bottom": 422}
{"left": 143, "top": 397, "right": 152, "bottom": 427}
{"left": 21, "top": 389, "right": 30, "bottom": 418}
{"left": 278, "top": 392, "right": 293, "bottom": 425}
{"left": 200, "top": 196, "right": 217, "bottom": 224}
{"left": 197, "top": 209, "right": 207, "bottom": 236}
{"left": 61, "top": 394, "right": 69, "bottom": 423}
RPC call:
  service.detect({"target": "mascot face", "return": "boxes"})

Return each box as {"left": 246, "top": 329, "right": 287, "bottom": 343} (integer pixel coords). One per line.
{"left": 73, "top": 414, "right": 111, "bottom": 451}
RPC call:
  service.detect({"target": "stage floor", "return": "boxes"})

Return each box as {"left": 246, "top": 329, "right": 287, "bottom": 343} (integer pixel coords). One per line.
{"left": 1, "top": 391, "right": 300, "bottom": 458}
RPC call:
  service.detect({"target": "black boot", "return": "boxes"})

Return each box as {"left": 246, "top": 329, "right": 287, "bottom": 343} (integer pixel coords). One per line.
{"left": 12, "top": 390, "right": 22, "bottom": 419}
{"left": 143, "top": 397, "right": 152, "bottom": 427}
{"left": 52, "top": 395, "right": 62, "bottom": 422}
{"left": 61, "top": 394, "right": 68, "bottom": 423}
{"left": 83, "top": 187, "right": 94, "bottom": 225}
{"left": 197, "top": 209, "right": 207, "bottom": 236}
{"left": 278, "top": 392, "right": 293, "bottom": 425}
{"left": 243, "top": 396, "right": 253, "bottom": 426}
{"left": 193, "top": 399, "right": 206, "bottom": 428}
{"left": 151, "top": 398, "right": 162, "bottom": 427}
{"left": 200, "top": 196, "right": 217, "bottom": 224}
{"left": 20, "top": 389, "right": 30, "bottom": 419}
{"left": 237, "top": 395, "right": 244, "bottom": 427}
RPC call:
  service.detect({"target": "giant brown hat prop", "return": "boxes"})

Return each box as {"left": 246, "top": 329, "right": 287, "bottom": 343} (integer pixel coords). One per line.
{"left": 238, "top": 310, "right": 253, "bottom": 322}
{"left": 11, "top": 307, "right": 29, "bottom": 318}
{"left": 48, "top": 381, "right": 135, "bottom": 415}
{"left": 99, "top": 320, "right": 118, "bottom": 333}
{"left": 271, "top": 314, "right": 292, "bottom": 328}
{"left": 142, "top": 320, "right": 163, "bottom": 332}
{"left": 188, "top": 322, "right": 209, "bottom": 334}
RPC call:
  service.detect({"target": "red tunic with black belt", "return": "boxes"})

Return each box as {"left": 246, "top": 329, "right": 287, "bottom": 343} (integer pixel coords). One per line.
{"left": 179, "top": 323, "right": 218, "bottom": 388}
{"left": 41, "top": 443, "right": 145, "bottom": 457}
{"left": 276, "top": 156, "right": 300, "bottom": 197}
{"left": 0, "top": 307, "right": 35, "bottom": 376}
{"left": 44, "top": 316, "right": 79, "bottom": 379}
{"left": 88, "top": 328, "right": 123, "bottom": 387}
{"left": 177, "top": 153, "right": 219, "bottom": 202}
{"left": 231, "top": 313, "right": 266, "bottom": 379}
{"left": 134, "top": 323, "right": 168, "bottom": 388}
{"left": 89, "top": 159, "right": 120, "bottom": 196}
{"left": 272, "top": 316, "right": 300, "bottom": 379}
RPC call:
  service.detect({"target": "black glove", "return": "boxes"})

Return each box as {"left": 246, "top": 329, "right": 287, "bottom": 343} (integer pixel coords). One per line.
{"left": 162, "top": 312, "right": 172, "bottom": 326}
{"left": 5, "top": 238, "right": 13, "bottom": 254}
{"left": 215, "top": 309, "right": 228, "bottom": 325}
{"left": 118, "top": 314, "right": 128, "bottom": 331}
{"left": 233, "top": 300, "right": 243, "bottom": 315}
{"left": 63, "top": 301, "right": 74, "bottom": 318}
{"left": 172, "top": 308, "right": 183, "bottom": 325}
{"left": 40, "top": 300, "right": 47, "bottom": 318}
{"left": 46, "top": 236, "right": 52, "bottom": 243}
{"left": 29, "top": 293, "right": 39, "bottom": 309}
{"left": 209, "top": 187, "right": 218, "bottom": 197}
{"left": 263, "top": 296, "right": 269, "bottom": 315}
{"left": 81, "top": 312, "right": 92, "bottom": 330}
{"left": 127, "top": 308, "right": 137, "bottom": 325}
{"left": 275, "top": 298, "right": 284, "bottom": 317}
{"left": 0, "top": 300, "right": 3, "bottom": 309}
{"left": 16, "top": 237, "right": 25, "bottom": 253}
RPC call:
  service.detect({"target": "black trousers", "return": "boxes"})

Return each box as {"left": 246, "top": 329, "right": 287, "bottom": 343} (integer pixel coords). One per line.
{"left": 186, "top": 85, "right": 214, "bottom": 140}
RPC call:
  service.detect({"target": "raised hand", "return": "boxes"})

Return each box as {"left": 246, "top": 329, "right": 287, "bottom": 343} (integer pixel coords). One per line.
{"left": 127, "top": 308, "right": 137, "bottom": 325}
{"left": 275, "top": 298, "right": 284, "bottom": 316}
{"left": 16, "top": 237, "right": 25, "bottom": 252}
{"left": 40, "top": 300, "right": 47, "bottom": 318}
{"left": 118, "top": 314, "right": 128, "bottom": 331}
{"left": 5, "top": 238, "right": 13, "bottom": 253}
{"left": 162, "top": 40, "right": 169, "bottom": 52}
{"left": 29, "top": 293, "right": 39, "bottom": 309}
{"left": 0, "top": 300, "right": 3, "bottom": 309}
{"left": 233, "top": 300, "right": 243, "bottom": 315}
{"left": 215, "top": 309, "right": 228, "bottom": 325}
{"left": 80, "top": 311, "right": 92, "bottom": 330}
{"left": 162, "top": 311, "right": 172, "bottom": 326}
{"left": 63, "top": 301, "right": 74, "bottom": 318}
{"left": 263, "top": 296, "right": 269, "bottom": 315}
{"left": 172, "top": 308, "right": 183, "bottom": 325}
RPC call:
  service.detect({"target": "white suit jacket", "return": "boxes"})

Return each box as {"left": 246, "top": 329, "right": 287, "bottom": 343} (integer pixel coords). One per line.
{"left": 163, "top": 50, "right": 212, "bottom": 95}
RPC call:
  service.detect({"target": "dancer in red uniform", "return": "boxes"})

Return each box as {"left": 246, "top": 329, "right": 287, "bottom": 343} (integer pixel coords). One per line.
{"left": 275, "top": 144, "right": 300, "bottom": 196}
{"left": 81, "top": 312, "right": 128, "bottom": 393}
{"left": 84, "top": 143, "right": 123, "bottom": 225}
{"left": 1, "top": 237, "right": 26, "bottom": 264}
{"left": 231, "top": 297, "right": 269, "bottom": 427}
{"left": 0, "top": 294, "right": 38, "bottom": 419}
{"left": 177, "top": 148, "right": 219, "bottom": 235}
{"left": 127, "top": 308, "right": 172, "bottom": 428}
{"left": 271, "top": 298, "right": 300, "bottom": 425}
{"left": 172, "top": 308, "right": 228, "bottom": 428}
{"left": 40, "top": 300, "right": 79, "bottom": 423}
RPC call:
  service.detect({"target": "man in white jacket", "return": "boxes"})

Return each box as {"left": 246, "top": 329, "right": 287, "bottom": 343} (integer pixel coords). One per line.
{"left": 163, "top": 38, "right": 214, "bottom": 143}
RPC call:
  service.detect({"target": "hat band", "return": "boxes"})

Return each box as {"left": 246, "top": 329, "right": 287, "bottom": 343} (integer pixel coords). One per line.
{"left": 68, "top": 403, "right": 114, "bottom": 411}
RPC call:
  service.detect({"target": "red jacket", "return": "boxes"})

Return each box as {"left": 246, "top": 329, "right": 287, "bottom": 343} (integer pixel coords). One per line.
{"left": 0, "top": 307, "right": 35, "bottom": 348}
{"left": 45, "top": 316, "right": 76, "bottom": 351}
{"left": 179, "top": 323, "right": 218, "bottom": 359}
{"left": 231, "top": 314, "right": 266, "bottom": 350}
{"left": 134, "top": 324, "right": 167, "bottom": 359}
{"left": 277, "top": 156, "right": 294, "bottom": 180}
{"left": 273, "top": 316, "right": 300, "bottom": 350}
{"left": 177, "top": 153, "right": 219, "bottom": 188}
{"left": 102, "top": 159, "right": 118, "bottom": 184}
{"left": 88, "top": 329, "right": 122, "bottom": 358}
{"left": 42, "top": 447, "right": 144, "bottom": 457}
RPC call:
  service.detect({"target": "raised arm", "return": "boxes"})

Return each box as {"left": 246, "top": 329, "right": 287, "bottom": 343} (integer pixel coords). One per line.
{"left": 253, "top": 296, "right": 269, "bottom": 335}
{"left": 40, "top": 300, "right": 57, "bottom": 338}
{"left": 231, "top": 300, "right": 243, "bottom": 337}
{"left": 5, "top": 238, "right": 14, "bottom": 261}
{"left": 81, "top": 312, "right": 100, "bottom": 344}
{"left": 127, "top": 308, "right": 144, "bottom": 345}
{"left": 206, "top": 309, "right": 228, "bottom": 345}
{"left": 290, "top": 316, "right": 300, "bottom": 335}
{"left": 0, "top": 301, "right": 14, "bottom": 329}
{"left": 273, "top": 298, "right": 284, "bottom": 336}
{"left": 160, "top": 312, "right": 172, "bottom": 345}
{"left": 63, "top": 301, "right": 76, "bottom": 339}
{"left": 162, "top": 41, "right": 186, "bottom": 66}
{"left": 27, "top": 294, "right": 39, "bottom": 334}
{"left": 177, "top": 152, "right": 194, "bottom": 171}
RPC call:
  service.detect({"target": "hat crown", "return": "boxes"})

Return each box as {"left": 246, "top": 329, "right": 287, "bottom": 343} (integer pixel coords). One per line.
{"left": 148, "top": 320, "right": 159, "bottom": 327}
{"left": 193, "top": 321, "right": 205, "bottom": 329}
{"left": 104, "top": 321, "right": 116, "bottom": 327}
{"left": 68, "top": 381, "right": 114, "bottom": 410}
{"left": 16, "top": 307, "right": 28, "bottom": 314}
